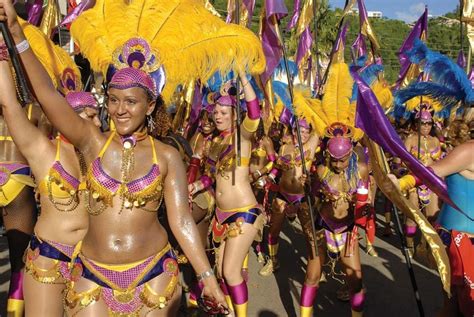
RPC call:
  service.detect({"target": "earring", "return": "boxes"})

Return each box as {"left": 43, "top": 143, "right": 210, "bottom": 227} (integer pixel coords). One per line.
{"left": 147, "top": 115, "right": 156, "bottom": 132}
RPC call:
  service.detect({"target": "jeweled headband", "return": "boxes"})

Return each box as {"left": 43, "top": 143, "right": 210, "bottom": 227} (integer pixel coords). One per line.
{"left": 325, "top": 122, "right": 354, "bottom": 159}
{"left": 108, "top": 38, "right": 166, "bottom": 100}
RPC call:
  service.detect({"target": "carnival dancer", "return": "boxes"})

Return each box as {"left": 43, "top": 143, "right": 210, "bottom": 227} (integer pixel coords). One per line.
{"left": 0, "top": 34, "right": 49, "bottom": 317}
{"left": 298, "top": 62, "right": 368, "bottom": 317}
{"left": 186, "top": 105, "right": 217, "bottom": 308}
{"left": 0, "top": 0, "right": 244, "bottom": 315}
{"left": 189, "top": 73, "right": 264, "bottom": 316}
{"left": 403, "top": 105, "right": 442, "bottom": 257}
{"left": 249, "top": 120, "right": 276, "bottom": 264}
{"left": 188, "top": 106, "right": 217, "bottom": 247}
{"left": 0, "top": 20, "right": 101, "bottom": 317}
{"left": 259, "top": 116, "right": 319, "bottom": 277}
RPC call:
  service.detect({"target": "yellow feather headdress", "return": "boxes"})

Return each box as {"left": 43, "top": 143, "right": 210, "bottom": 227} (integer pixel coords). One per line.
{"left": 19, "top": 18, "right": 82, "bottom": 94}
{"left": 70, "top": 0, "right": 266, "bottom": 103}
{"left": 317, "top": 63, "right": 363, "bottom": 140}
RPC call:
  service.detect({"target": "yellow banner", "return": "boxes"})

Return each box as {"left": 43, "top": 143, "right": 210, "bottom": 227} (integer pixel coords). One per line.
{"left": 365, "top": 137, "right": 451, "bottom": 297}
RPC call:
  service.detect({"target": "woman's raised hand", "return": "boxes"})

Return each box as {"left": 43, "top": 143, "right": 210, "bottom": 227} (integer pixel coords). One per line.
{"left": 0, "top": 0, "right": 23, "bottom": 40}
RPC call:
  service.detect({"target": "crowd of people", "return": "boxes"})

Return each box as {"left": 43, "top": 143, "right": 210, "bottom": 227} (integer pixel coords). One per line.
{"left": 0, "top": 0, "right": 472, "bottom": 316}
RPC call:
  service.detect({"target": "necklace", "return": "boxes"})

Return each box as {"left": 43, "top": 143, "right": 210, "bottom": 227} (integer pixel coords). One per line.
{"left": 119, "top": 128, "right": 148, "bottom": 211}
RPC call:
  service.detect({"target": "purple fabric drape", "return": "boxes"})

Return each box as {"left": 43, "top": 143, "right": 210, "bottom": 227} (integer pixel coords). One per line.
{"left": 286, "top": 0, "right": 301, "bottom": 31}
{"left": 60, "top": 0, "right": 96, "bottom": 26}
{"left": 394, "top": 7, "right": 428, "bottom": 90}
{"left": 457, "top": 50, "right": 467, "bottom": 69}
{"left": 295, "top": 27, "right": 313, "bottom": 65}
{"left": 351, "top": 33, "right": 367, "bottom": 62}
{"left": 260, "top": 0, "right": 288, "bottom": 84}
{"left": 351, "top": 67, "right": 457, "bottom": 209}
{"left": 27, "top": 0, "right": 44, "bottom": 26}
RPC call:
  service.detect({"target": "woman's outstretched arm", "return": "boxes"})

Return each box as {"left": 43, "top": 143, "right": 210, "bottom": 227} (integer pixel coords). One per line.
{"left": 0, "top": 58, "right": 52, "bottom": 170}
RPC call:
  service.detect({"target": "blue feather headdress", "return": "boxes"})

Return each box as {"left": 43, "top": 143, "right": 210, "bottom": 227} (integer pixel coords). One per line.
{"left": 350, "top": 55, "right": 384, "bottom": 102}
{"left": 394, "top": 39, "right": 474, "bottom": 120}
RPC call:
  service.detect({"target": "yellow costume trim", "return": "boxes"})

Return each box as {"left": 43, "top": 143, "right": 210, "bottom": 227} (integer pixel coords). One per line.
{"left": 400, "top": 174, "right": 416, "bottom": 192}
{"left": 70, "top": 0, "right": 265, "bottom": 103}
{"left": 300, "top": 305, "right": 313, "bottom": 317}
{"left": 7, "top": 299, "right": 24, "bottom": 317}
{"left": 217, "top": 203, "right": 259, "bottom": 213}
{"left": 0, "top": 174, "right": 35, "bottom": 207}
{"left": 242, "top": 117, "right": 260, "bottom": 133}
{"left": 268, "top": 243, "right": 279, "bottom": 257}
{"left": 0, "top": 136, "right": 13, "bottom": 141}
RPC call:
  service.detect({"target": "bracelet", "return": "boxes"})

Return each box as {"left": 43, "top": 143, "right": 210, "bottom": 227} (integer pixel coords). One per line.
{"left": 197, "top": 269, "right": 214, "bottom": 281}
{"left": 15, "top": 39, "right": 30, "bottom": 54}
{"left": 255, "top": 170, "right": 262, "bottom": 177}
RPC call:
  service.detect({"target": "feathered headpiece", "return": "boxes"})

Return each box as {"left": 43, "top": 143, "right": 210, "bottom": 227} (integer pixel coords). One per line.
{"left": 394, "top": 39, "right": 474, "bottom": 118}
{"left": 19, "top": 18, "right": 97, "bottom": 112}
{"left": 307, "top": 63, "right": 363, "bottom": 141}
{"left": 70, "top": 0, "right": 266, "bottom": 103}
{"left": 19, "top": 18, "right": 81, "bottom": 92}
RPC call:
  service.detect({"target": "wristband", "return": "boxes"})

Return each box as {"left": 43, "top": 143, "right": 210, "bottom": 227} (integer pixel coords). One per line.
{"left": 200, "top": 175, "right": 213, "bottom": 190}
{"left": 15, "top": 39, "right": 30, "bottom": 54}
{"left": 197, "top": 269, "right": 215, "bottom": 281}
{"left": 246, "top": 98, "right": 260, "bottom": 120}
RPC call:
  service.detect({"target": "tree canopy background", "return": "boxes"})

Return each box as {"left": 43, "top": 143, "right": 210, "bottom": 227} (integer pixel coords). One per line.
{"left": 210, "top": 1, "right": 470, "bottom": 83}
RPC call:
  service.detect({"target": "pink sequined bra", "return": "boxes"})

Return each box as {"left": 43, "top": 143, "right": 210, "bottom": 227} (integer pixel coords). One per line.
{"left": 86, "top": 132, "right": 163, "bottom": 211}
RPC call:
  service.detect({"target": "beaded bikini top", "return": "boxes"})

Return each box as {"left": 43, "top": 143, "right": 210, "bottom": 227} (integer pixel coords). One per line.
{"left": 38, "top": 138, "right": 81, "bottom": 198}
{"left": 410, "top": 142, "right": 442, "bottom": 165}
{"left": 316, "top": 166, "right": 361, "bottom": 206}
{"left": 276, "top": 144, "right": 312, "bottom": 171}
{"left": 205, "top": 129, "right": 250, "bottom": 178}
{"left": 86, "top": 132, "right": 163, "bottom": 213}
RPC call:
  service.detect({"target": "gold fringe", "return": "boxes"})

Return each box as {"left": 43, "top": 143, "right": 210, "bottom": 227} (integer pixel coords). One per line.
{"left": 19, "top": 18, "right": 82, "bottom": 92}
{"left": 70, "top": 0, "right": 265, "bottom": 103}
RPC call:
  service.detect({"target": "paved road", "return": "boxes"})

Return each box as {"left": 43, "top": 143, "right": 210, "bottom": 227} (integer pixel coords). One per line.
{"left": 0, "top": 214, "right": 444, "bottom": 317}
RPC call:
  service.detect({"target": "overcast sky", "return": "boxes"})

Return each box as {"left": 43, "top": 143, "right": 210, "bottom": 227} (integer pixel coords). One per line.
{"left": 328, "top": 0, "right": 458, "bottom": 23}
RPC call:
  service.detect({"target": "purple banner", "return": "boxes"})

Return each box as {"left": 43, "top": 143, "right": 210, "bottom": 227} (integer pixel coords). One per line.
{"left": 243, "top": 0, "right": 256, "bottom": 27}
{"left": 287, "top": 0, "right": 301, "bottom": 31}
{"left": 457, "top": 50, "right": 467, "bottom": 69}
{"left": 260, "top": 0, "right": 288, "bottom": 84}
{"left": 266, "top": 0, "right": 288, "bottom": 20}
{"left": 331, "top": 22, "right": 348, "bottom": 56}
{"left": 60, "top": 0, "right": 96, "bottom": 26}
{"left": 295, "top": 27, "right": 313, "bottom": 64}
{"left": 351, "top": 33, "right": 367, "bottom": 62}
{"left": 394, "top": 7, "right": 428, "bottom": 89}
{"left": 27, "top": 0, "right": 44, "bottom": 26}
{"left": 351, "top": 67, "right": 457, "bottom": 209}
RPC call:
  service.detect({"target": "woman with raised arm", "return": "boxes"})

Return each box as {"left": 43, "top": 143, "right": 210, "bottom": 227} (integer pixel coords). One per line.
{"left": 3, "top": 20, "right": 102, "bottom": 317}
{"left": 0, "top": 27, "right": 102, "bottom": 316}
{"left": 189, "top": 76, "right": 264, "bottom": 316}
{"left": 0, "top": 1, "right": 230, "bottom": 316}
